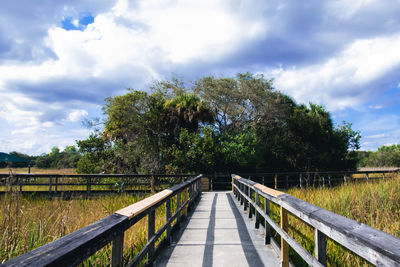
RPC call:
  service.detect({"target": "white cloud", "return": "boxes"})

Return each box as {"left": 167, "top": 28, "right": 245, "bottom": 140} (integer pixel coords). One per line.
{"left": 67, "top": 109, "right": 88, "bottom": 122}
{"left": 269, "top": 33, "right": 400, "bottom": 111}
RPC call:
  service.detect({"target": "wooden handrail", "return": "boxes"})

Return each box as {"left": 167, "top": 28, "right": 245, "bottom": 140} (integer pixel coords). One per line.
{"left": 3, "top": 174, "right": 203, "bottom": 267}
{"left": 232, "top": 174, "right": 400, "bottom": 266}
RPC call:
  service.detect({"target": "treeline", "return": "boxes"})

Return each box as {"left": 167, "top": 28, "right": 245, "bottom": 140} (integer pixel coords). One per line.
{"left": 1, "top": 146, "right": 81, "bottom": 169}
{"left": 75, "top": 73, "right": 360, "bottom": 174}
{"left": 357, "top": 144, "right": 400, "bottom": 167}
{"left": 4, "top": 73, "right": 362, "bottom": 173}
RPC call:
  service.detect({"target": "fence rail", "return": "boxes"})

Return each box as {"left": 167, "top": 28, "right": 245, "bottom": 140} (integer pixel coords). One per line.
{"left": 232, "top": 174, "right": 400, "bottom": 267}
{"left": 2, "top": 174, "right": 202, "bottom": 266}
{"left": 0, "top": 173, "right": 195, "bottom": 195}
{"left": 209, "top": 169, "right": 399, "bottom": 191}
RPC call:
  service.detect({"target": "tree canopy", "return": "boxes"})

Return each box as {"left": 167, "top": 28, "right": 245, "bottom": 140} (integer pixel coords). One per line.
{"left": 76, "top": 73, "right": 361, "bottom": 174}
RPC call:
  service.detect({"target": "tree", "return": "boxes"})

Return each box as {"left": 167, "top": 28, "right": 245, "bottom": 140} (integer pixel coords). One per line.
{"left": 79, "top": 73, "right": 361, "bottom": 174}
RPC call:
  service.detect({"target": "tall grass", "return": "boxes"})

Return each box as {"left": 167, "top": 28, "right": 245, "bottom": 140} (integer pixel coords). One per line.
{"left": 0, "top": 192, "right": 154, "bottom": 264}
{"left": 277, "top": 177, "right": 400, "bottom": 266}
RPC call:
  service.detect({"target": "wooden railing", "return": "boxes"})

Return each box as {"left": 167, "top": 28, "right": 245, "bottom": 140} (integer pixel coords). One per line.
{"left": 3, "top": 174, "right": 202, "bottom": 266}
{"left": 210, "top": 169, "right": 399, "bottom": 190}
{"left": 0, "top": 173, "right": 194, "bottom": 194}
{"left": 232, "top": 174, "right": 400, "bottom": 267}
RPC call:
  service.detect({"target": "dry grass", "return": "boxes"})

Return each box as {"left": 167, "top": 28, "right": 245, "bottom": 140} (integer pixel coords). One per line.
{"left": 0, "top": 189, "right": 187, "bottom": 265}
{"left": 276, "top": 176, "right": 400, "bottom": 266}
{"left": 0, "top": 168, "right": 76, "bottom": 175}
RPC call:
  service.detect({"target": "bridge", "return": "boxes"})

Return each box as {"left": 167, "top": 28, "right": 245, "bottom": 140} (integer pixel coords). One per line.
{"left": 2, "top": 174, "right": 400, "bottom": 266}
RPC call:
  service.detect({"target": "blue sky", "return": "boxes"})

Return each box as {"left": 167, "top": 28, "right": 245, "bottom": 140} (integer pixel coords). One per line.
{"left": 1, "top": 0, "right": 400, "bottom": 155}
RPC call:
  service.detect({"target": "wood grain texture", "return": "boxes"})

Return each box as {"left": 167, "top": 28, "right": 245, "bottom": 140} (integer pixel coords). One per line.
{"left": 254, "top": 184, "right": 285, "bottom": 198}
{"left": 116, "top": 189, "right": 173, "bottom": 219}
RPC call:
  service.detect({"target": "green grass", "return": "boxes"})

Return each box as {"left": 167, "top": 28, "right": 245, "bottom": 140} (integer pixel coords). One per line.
{"left": 266, "top": 177, "right": 400, "bottom": 266}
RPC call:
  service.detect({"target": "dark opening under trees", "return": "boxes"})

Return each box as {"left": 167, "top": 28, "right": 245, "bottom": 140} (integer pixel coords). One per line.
{"left": 76, "top": 73, "right": 360, "bottom": 174}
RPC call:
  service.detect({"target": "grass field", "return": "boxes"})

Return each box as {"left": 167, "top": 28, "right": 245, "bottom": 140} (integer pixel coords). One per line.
{"left": 0, "top": 191, "right": 179, "bottom": 265}
{"left": 0, "top": 168, "right": 76, "bottom": 174}
{"left": 277, "top": 177, "right": 400, "bottom": 266}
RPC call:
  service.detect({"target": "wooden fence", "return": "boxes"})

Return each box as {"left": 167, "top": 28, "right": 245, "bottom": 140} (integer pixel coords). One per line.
{"left": 210, "top": 169, "right": 399, "bottom": 190}
{"left": 232, "top": 174, "right": 400, "bottom": 266}
{"left": 2, "top": 174, "right": 202, "bottom": 266}
{"left": 0, "top": 173, "right": 194, "bottom": 195}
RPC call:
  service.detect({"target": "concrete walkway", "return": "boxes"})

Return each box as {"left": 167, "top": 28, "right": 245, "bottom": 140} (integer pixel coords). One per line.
{"left": 155, "top": 192, "right": 280, "bottom": 267}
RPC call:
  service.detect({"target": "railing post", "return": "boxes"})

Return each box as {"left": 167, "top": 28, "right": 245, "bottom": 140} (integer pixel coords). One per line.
{"left": 232, "top": 176, "right": 234, "bottom": 192}
{"left": 244, "top": 184, "right": 247, "bottom": 211}
{"left": 55, "top": 176, "right": 58, "bottom": 194}
{"left": 328, "top": 175, "right": 331, "bottom": 187}
{"left": 264, "top": 198, "right": 271, "bottom": 244}
{"left": 383, "top": 172, "right": 386, "bottom": 179}
{"left": 275, "top": 174, "right": 278, "bottom": 189}
{"left": 177, "top": 191, "right": 181, "bottom": 223}
{"left": 111, "top": 231, "right": 124, "bottom": 267}
{"left": 248, "top": 187, "right": 253, "bottom": 219}
{"left": 262, "top": 176, "right": 265, "bottom": 185}
{"left": 240, "top": 183, "right": 244, "bottom": 205}
{"left": 299, "top": 173, "right": 302, "bottom": 188}
{"left": 184, "top": 188, "right": 188, "bottom": 216}
{"left": 121, "top": 176, "right": 124, "bottom": 193}
{"left": 366, "top": 173, "right": 369, "bottom": 180}
{"left": 166, "top": 198, "right": 172, "bottom": 244}
{"left": 147, "top": 209, "right": 155, "bottom": 266}
{"left": 344, "top": 174, "right": 347, "bottom": 185}
{"left": 255, "top": 192, "right": 260, "bottom": 229}
{"left": 19, "top": 176, "right": 22, "bottom": 192}
{"left": 281, "top": 207, "right": 289, "bottom": 267}
{"left": 49, "top": 176, "right": 52, "bottom": 194}
{"left": 315, "top": 229, "right": 327, "bottom": 266}
{"left": 322, "top": 176, "right": 325, "bottom": 188}
{"left": 87, "top": 177, "right": 91, "bottom": 194}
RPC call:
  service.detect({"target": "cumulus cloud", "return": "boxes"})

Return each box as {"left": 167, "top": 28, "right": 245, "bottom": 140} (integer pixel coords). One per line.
{"left": 2, "top": 0, "right": 400, "bottom": 154}
{"left": 269, "top": 34, "right": 400, "bottom": 111}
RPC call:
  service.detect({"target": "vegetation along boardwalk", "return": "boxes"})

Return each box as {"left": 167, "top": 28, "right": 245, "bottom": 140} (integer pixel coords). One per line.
{"left": 2, "top": 173, "right": 400, "bottom": 266}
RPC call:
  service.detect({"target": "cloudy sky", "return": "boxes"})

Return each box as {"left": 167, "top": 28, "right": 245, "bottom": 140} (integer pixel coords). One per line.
{"left": 1, "top": 0, "right": 400, "bottom": 155}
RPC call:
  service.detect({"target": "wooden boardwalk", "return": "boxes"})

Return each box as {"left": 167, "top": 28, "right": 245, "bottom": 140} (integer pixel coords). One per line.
{"left": 155, "top": 192, "right": 280, "bottom": 266}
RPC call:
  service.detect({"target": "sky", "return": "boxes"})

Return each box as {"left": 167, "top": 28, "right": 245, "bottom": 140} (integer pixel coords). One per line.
{"left": 1, "top": 0, "right": 400, "bottom": 155}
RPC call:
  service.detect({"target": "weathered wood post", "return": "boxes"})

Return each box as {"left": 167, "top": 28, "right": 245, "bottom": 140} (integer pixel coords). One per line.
{"left": 183, "top": 188, "right": 188, "bottom": 216}
{"left": 274, "top": 174, "right": 278, "bottom": 189}
{"left": 166, "top": 198, "right": 171, "bottom": 244}
{"left": 49, "top": 176, "right": 52, "bottom": 194}
{"left": 111, "top": 231, "right": 124, "bottom": 267}
{"left": 264, "top": 197, "right": 271, "bottom": 244}
{"left": 299, "top": 173, "right": 302, "bottom": 188}
{"left": 281, "top": 207, "right": 289, "bottom": 267}
{"left": 55, "top": 176, "right": 58, "bottom": 194}
{"left": 19, "top": 176, "right": 22, "bottom": 192}
{"left": 365, "top": 173, "right": 369, "bottom": 180}
{"left": 322, "top": 176, "right": 325, "bottom": 188}
{"left": 383, "top": 172, "right": 386, "bottom": 179}
{"left": 248, "top": 187, "right": 252, "bottom": 219}
{"left": 255, "top": 192, "right": 260, "bottom": 229}
{"left": 240, "top": 183, "right": 244, "bottom": 206}
{"left": 343, "top": 174, "right": 347, "bottom": 185}
{"left": 315, "top": 229, "right": 327, "bottom": 266}
{"left": 328, "top": 175, "right": 331, "bottom": 187}
{"left": 87, "top": 177, "right": 91, "bottom": 194}
{"left": 147, "top": 209, "right": 155, "bottom": 266}
{"left": 177, "top": 191, "right": 181, "bottom": 223}
{"left": 244, "top": 184, "right": 248, "bottom": 211}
